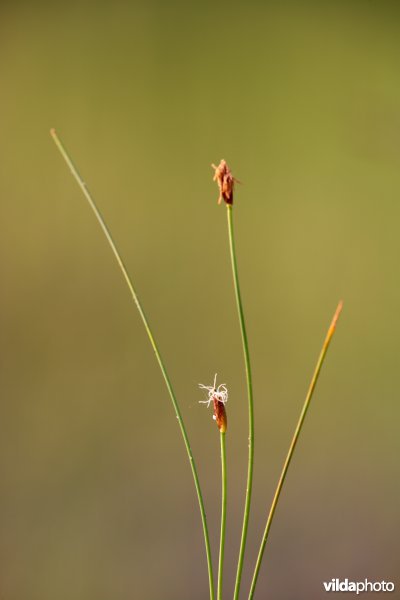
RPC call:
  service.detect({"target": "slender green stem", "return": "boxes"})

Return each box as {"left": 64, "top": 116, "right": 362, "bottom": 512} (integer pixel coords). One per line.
{"left": 248, "top": 301, "right": 343, "bottom": 599}
{"left": 50, "top": 129, "right": 215, "bottom": 600}
{"left": 218, "top": 431, "right": 227, "bottom": 600}
{"left": 227, "top": 205, "right": 255, "bottom": 600}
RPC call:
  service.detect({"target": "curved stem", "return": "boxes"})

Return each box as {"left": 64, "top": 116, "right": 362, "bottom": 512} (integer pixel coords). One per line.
{"left": 248, "top": 301, "right": 343, "bottom": 599}
{"left": 217, "top": 431, "right": 227, "bottom": 600}
{"left": 50, "top": 129, "right": 215, "bottom": 600}
{"left": 227, "top": 205, "right": 255, "bottom": 600}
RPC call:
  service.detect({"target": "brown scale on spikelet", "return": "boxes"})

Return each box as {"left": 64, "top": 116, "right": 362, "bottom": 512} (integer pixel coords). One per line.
{"left": 211, "top": 159, "right": 240, "bottom": 206}
{"left": 213, "top": 397, "right": 227, "bottom": 433}
{"left": 199, "top": 374, "right": 228, "bottom": 433}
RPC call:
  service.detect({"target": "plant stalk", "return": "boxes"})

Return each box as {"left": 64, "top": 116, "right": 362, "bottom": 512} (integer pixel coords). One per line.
{"left": 217, "top": 431, "right": 227, "bottom": 600}
{"left": 248, "top": 301, "right": 343, "bottom": 599}
{"left": 50, "top": 129, "right": 215, "bottom": 600}
{"left": 227, "top": 205, "right": 255, "bottom": 600}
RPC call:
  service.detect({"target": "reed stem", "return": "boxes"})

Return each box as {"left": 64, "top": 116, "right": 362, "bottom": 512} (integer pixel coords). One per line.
{"left": 226, "top": 205, "right": 255, "bottom": 600}
{"left": 217, "top": 431, "right": 227, "bottom": 600}
{"left": 248, "top": 301, "right": 343, "bottom": 599}
{"left": 50, "top": 129, "right": 215, "bottom": 600}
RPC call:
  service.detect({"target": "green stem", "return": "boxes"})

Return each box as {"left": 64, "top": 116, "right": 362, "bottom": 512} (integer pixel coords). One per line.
{"left": 50, "top": 129, "right": 215, "bottom": 600}
{"left": 218, "top": 431, "right": 227, "bottom": 600}
{"left": 248, "top": 301, "right": 343, "bottom": 600}
{"left": 227, "top": 205, "right": 255, "bottom": 600}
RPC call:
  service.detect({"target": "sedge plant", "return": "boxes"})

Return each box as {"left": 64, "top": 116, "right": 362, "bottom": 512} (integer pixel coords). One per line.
{"left": 211, "top": 159, "right": 343, "bottom": 599}
{"left": 51, "top": 133, "right": 342, "bottom": 599}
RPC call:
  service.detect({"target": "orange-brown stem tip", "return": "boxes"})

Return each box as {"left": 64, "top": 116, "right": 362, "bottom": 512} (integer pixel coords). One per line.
{"left": 332, "top": 299, "right": 344, "bottom": 327}
{"left": 327, "top": 300, "right": 344, "bottom": 341}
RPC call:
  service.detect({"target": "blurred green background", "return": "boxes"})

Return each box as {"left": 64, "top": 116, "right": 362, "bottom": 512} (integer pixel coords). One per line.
{"left": 1, "top": 1, "right": 399, "bottom": 598}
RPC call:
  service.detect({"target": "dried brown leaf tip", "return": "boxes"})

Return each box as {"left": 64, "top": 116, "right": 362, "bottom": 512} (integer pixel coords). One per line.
{"left": 199, "top": 374, "right": 228, "bottom": 433}
{"left": 211, "top": 159, "right": 239, "bottom": 206}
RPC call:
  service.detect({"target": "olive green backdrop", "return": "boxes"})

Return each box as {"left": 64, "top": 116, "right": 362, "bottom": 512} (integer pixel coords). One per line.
{"left": 0, "top": 1, "right": 399, "bottom": 598}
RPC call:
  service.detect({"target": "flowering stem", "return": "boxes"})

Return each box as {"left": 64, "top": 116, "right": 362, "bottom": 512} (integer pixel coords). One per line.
{"left": 227, "top": 205, "right": 255, "bottom": 600}
{"left": 217, "top": 431, "right": 227, "bottom": 600}
{"left": 248, "top": 301, "right": 343, "bottom": 599}
{"left": 50, "top": 129, "right": 215, "bottom": 600}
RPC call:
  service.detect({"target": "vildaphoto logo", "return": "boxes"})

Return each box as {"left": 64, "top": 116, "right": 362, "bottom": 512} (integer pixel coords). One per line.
{"left": 323, "top": 579, "right": 395, "bottom": 594}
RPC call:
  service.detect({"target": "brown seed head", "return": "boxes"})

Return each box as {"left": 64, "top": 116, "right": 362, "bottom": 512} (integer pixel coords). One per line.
{"left": 213, "top": 397, "right": 227, "bottom": 433}
{"left": 211, "top": 159, "right": 237, "bottom": 205}
{"left": 199, "top": 375, "right": 228, "bottom": 433}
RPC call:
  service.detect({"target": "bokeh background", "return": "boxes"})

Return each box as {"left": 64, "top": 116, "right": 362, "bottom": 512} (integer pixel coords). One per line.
{"left": 1, "top": 1, "right": 399, "bottom": 598}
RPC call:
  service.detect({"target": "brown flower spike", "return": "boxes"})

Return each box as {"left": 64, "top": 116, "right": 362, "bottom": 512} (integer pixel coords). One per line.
{"left": 199, "top": 375, "right": 228, "bottom": 433}
{"left": 213, "top": 398, "right": 228, "bottom": 433}
{"left": 211, "top": 159, "right": 239, "bottom": 205}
